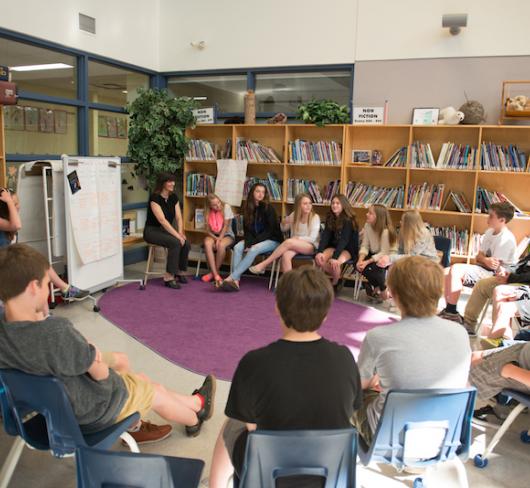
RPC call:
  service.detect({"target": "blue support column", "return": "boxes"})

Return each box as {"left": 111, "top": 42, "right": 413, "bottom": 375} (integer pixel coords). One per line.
{"left": 77, "top": 54, "right": 89, "bottom": 155}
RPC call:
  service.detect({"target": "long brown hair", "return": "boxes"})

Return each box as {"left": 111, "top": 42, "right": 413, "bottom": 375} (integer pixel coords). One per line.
{"left": 400, "top": 210, "right": 427, "bottom": 253}
{"left": 243, "top": 182, "right": 270, "bottom": 225}
{"left": 0, "top": 196, "right": 16, "bottom": 242}
{"left": 370, "top": 204, "right": 397, "bottom": 246}
{"left": 326, "top": 194, "right": 358, "bottom": 232}
{"left": 292, "top": 193, "right": 315, "bottom": 236}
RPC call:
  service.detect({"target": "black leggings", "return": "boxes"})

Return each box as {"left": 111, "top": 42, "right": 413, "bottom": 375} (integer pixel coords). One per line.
{"left": 144, "top": 226, "right": 190, "bottom": 275}
{"left": 362, "top": 262, "right": 387, "bottom": 291}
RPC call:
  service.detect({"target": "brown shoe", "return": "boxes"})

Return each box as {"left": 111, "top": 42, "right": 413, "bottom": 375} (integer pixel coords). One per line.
{"left": 124, "top": 420, "right": 173, "bottom": 445}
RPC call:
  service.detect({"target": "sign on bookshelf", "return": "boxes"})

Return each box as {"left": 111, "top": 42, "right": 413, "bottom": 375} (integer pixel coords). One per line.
{"left": 353, "top": 106, "right": 384, "bottom": 124}
{"left": 193, "top": 107, "right": 215, "bottom": 124}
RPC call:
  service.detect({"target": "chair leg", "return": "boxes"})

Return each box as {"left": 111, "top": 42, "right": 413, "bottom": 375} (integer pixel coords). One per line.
{"left": 480, "top": 402, "right": 526, "bottom": 462}
{"left": 269, "top": 260, "right": 276, "bottom": 291}
{"left": 274, "top": 261, "right": 281, "bottom": 290}
{"left": 195, "top": 254, "right": 202, "bottom": 278}
{"left": 353, "top": 273, "right": 362, "bottom": 301}
{"left": 119, "top": 432, "right": 140, "bottom": 453}
{"left": 143, "top": 246, "right": 154, "bottom": 288}
{"left": 0, "top": 437, "right": 24, "bottom": 488}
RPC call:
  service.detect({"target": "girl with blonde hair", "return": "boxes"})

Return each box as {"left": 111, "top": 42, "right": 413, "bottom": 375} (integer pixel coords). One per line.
{"left": 202, "top": 193, "right": 235, "bottom": 285}
{"left": 249, "top": 193, "right": 320, "bottom": 274}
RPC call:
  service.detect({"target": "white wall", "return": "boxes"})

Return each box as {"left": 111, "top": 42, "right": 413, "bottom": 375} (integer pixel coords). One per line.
{"left": 158, "top": 0, "right": 358, "bottom": 71}
{"left": 0, "top": 0, "right": 159, "bottom": 70}
{"left": 356, "top": 0, "right": 530, "bottom": 61}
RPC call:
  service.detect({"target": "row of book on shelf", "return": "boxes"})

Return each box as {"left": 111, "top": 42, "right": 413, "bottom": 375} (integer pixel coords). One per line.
{"left": 411, "top": 141, "right": 476, "bottom": 169}
{"left": 289, "top": 140, "right": 342, "bottom": 165}
{"left": 345, "top": 182, "right": 405, "bottom": 209}
{"left": 480, "top": 143, "right": 528, "bottom": 172}
{"left": 187, "top": 138, "right": 232, "bottom": 161}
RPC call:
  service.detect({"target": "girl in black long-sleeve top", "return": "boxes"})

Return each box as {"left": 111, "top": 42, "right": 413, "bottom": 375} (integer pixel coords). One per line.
{"left": 315, "top": 194, "right": 359, "bottom": 285}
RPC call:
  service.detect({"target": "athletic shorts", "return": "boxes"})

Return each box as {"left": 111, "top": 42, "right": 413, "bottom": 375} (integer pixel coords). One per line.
{"left": 460, "top": 264, "right": 494, "bottom": 286}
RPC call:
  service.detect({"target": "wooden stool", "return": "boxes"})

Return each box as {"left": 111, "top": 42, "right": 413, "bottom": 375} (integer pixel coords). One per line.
{"left": 142, "top": 245, "right": 167, "bottom": 289}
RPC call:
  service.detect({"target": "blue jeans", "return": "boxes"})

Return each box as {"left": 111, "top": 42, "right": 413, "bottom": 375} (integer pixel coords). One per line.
{"left": 230, "top": 239, "right": 279, "bottom": 281}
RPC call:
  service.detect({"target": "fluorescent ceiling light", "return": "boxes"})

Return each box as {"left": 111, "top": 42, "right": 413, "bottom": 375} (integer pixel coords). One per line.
{"left": 193, "top": 96, "right": 207, "bottom": 101}
{"left": 10, "top": 63, "right": 73, "bottom": 72}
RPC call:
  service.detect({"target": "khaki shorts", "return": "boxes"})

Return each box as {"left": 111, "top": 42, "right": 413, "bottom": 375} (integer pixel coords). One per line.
{"left": 114, "top": 372, "right": 155, "bottom": 422}
{"left": 352, "top": 389, "right": 380, "bottom": 447}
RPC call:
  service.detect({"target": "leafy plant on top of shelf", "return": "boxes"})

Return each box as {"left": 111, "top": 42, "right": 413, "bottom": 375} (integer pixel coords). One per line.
{"left": 297, "top": 99, "right": 350, "bottom": 127}
{"left": 127, "top": 88, "right": 198, "bottom": 190}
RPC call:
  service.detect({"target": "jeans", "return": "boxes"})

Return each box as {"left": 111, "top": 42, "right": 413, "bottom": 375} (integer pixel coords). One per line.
{"left": 231, "top": 239, "right": 279, "bottom": 281}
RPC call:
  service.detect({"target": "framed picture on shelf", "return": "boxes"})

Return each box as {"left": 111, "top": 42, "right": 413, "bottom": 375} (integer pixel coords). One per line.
{"left": 412, "top": 107, "right": 439, "bottom": 125}
{"left": 371, "top": 150, "right": 383, "bottom": 166}
{"left": 194, "top": 208, "right": 205, "bottom": 229}
{"left": 116, "top": 117, "right": 127, "bottom": 138}
{"left": 39, "top": 108, "right": 54, "bottom": 133}
{"left": 4, "top": 106, "right": 24, "bottom": 131}
{"left": 352, "top": 149, "right": 372, "bottom": 164}
{"left": 98, "top": 116, "right": 108, "bottom": 137}
{"left": 54, "top": 110, "right": 67, "bottom": 134}
{"left": 107, "top": 117, "right": 118, "bottom": 138}
{"left": 24, "top": 106, "right": 39, "bottom": 131}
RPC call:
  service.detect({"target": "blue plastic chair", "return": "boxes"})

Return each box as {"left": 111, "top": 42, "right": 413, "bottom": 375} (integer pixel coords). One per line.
{"left": 358, "top": 389, "right": 476, "bottom": 487}
{"left": 474, "top": 388, "right": 530, "bottom": 468}
{"left": 0, "top": 369, "right": 140, "bottom": 488}
{"left": 433, "top": 236, "right": 452, "bottom": 268}
{"left": 237, "top": 428, "right": 357, "bottom": 488}
{"left": 76, "top": 446, "right": 205, "bottom": 488}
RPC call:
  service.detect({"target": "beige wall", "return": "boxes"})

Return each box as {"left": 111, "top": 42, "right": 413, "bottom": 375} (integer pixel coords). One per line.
{"left": 353, "top": 56, "right": 530, "bottom": 124}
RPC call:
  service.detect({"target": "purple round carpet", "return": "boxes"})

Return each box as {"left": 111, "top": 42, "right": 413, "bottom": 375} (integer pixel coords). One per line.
{"left": 98, "top": 277, "right": 394, "bottom": 381}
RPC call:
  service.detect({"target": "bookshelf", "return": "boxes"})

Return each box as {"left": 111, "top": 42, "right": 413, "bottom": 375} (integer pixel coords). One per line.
{"left": 0, "top": 106, "right": 5, "bottom": 188}
{"left": 183, "top": 124, "right": 530, "bottom": 263}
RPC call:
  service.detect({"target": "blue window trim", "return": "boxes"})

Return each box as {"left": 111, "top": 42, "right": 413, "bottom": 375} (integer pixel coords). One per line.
{"left": 164, "top": 64, "right": 354, "bottom": 122}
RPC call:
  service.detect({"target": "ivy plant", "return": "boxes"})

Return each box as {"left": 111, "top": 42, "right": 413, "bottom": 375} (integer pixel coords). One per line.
{"left": 127, "top": 88, "right": 198, "bottom": 190}
{"left": 297, "top": 99, "right": 351, "bottom": 127}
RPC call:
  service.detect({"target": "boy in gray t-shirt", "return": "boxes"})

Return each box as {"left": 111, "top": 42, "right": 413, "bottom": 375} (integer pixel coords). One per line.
{"left": 354, "top": 256, "right": 471, "bottom": 445}
{"left": 0, "top": 244, "right": 216, "bottom": 442}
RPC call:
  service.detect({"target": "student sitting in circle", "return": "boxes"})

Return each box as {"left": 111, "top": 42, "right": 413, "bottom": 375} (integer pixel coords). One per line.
{"left": 202, "top": 193, "right": 235, "bottom": 286}
{"left": 143, "top": 172, "right": 190, "bottom": 290}
{"left": 219, "top": 183, "right": 282, "bottom": 292}
{"left": 249, "top": 192, "right": 320, "bottom": 275}
{"left": 0, "top": 188, "right": 89, "bottom": 301}
{"left": 356, "top": 204, "right": 397, "bottom": 302}
{"left": 377, "top": 210, "right": 438, "bottom": 267}
{"left": 315, "top": 194, "right": 359, "bottom": 286}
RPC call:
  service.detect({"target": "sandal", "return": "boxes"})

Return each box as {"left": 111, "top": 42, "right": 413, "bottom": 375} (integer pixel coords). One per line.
{"left": 201, "top": 273, "right": 213, "bottom": 283}
{"left": 220, "top": 280, "right": 240, "bottom": 292}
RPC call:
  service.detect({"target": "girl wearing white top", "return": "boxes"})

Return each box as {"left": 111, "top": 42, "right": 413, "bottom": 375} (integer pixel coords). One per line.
{"left": 249, "top": 193, "right": 320, "bottom": 274}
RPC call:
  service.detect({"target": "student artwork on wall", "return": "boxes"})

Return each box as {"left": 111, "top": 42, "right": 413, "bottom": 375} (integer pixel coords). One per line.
{"left": 107, "top": 117, "right": 118, "bottom": 138}
{"left": 116, "top": 117, "right": 127, "bottom": 138}
{"left": 4, "top": 106, "right": 24, "bottom": 131}
{"left": 39, "top": 108, "right": 54, "bottom": 133}
{"left": 24, "top": 106, "right": 39, "bottom": 131}
{"left": 54, "top": 110, "right": 67, "bottom": 134}
{"left": 98, "top": 115, "right": 127, "bottom": 139}
{"left": 98, "top": 116, "right": 109, "bottom": 137}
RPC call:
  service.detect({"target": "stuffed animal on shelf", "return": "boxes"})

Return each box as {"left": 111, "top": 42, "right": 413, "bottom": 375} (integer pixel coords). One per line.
{"left": 459, "top": 100, "right": 486, "bottom": 124}
{"left": 506, "top": 95, "right": 529, "bottom": 111}
{"left": 438, "top": 106, "right": 465, "bottom": 125}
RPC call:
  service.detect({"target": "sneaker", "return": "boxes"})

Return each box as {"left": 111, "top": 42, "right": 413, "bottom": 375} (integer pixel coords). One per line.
{"left": 249, "top": 266, "right": 265, "bottom": 275}
{"left": 62, "top": 285, "right": 90, "bottom": 301}
{"left": 480, "top": 337, "right": 504, "bottom": 350}
{"left": 438, "top": 309, "right": 464, "bottom": 325}
{"left": 185, "top": 375, "right": 217, "bottom": 438}
{"left": 125, "top": 420, "right": 172, "bottom": 445}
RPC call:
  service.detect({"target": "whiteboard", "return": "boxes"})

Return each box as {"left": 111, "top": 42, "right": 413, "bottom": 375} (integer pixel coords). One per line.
{"left": 63, "top": 156, "right": 123, "bottom": 293}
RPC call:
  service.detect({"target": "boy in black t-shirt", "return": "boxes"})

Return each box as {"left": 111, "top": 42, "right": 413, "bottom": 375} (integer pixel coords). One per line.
{"left": 0, "top": 244, "right": 216, "bottom": 443}
{"left": 209, "top": 266, "right": 362, "bottom": 488}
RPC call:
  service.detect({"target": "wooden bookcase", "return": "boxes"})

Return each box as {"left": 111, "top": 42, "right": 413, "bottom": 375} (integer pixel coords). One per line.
{"left": 183, "top": 124, "right": 530, "bottom": 263}
{"left": 0, "top": 106, "right": 6, "bottom": 188}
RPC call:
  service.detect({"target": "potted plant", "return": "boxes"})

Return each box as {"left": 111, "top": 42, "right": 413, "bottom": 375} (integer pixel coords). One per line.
{"left": 127, "top": 88, "right": 198, "bottom": 191}
{"left": 297, "top": 99, "right": 350, "bottom": 127}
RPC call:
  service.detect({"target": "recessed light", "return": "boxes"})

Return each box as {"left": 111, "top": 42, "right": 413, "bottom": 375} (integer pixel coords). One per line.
{"left": 10, "top": 63, "right": 73, "bottom": 72}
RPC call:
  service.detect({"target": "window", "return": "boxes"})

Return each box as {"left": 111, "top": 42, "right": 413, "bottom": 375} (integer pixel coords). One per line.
{"left": 255, "top": 71, "right": 351, "bottom": 114}
{"left": 88, "top": 60, "right": 149, "bottom": 107}
{"left": 89, "top": 109, "right": 129, "bottom": 157}
{"left": 167, "top": 74, "right": 247, "bottom": 113}
{"left": 0, "top": 36, "right": 77, "bottom": 99}
{"left": 4, "top": 100, "right": 77, "bottom": 155}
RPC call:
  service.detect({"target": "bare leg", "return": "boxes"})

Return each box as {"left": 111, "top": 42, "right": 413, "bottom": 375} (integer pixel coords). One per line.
{"left": 281, "top": 249, "right": 298, "bottom": 272}
{"left": 323, "top": 250, "right": 351, "bottom": 285}
{"left": 204, "top": 236, "right": 217, "bottom": 276}
{"left": 106, "top": 352, "right": 130, "bottom": 373}
{"left": 445, "top": 263, "right": 467, "bottom": 306}
{"left": 48, "top": 267, "right": 68, "bottom": 291}
{"left": 489, "top": 285, "right": 519, "bottom": 339}
{"left": 210, "top": 421, "right": 234, "bottom": 488}
{"left": 215, "top": 237, "right": 233, "bottom": 275}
